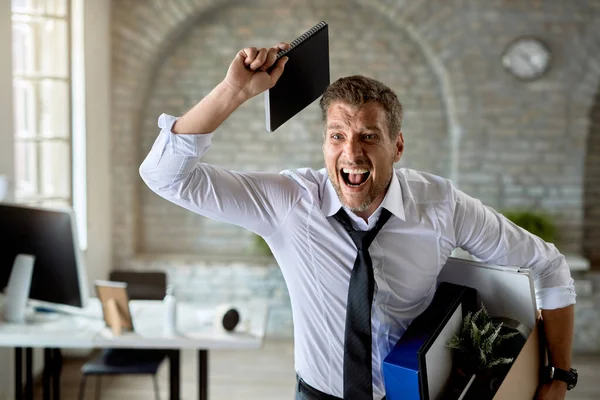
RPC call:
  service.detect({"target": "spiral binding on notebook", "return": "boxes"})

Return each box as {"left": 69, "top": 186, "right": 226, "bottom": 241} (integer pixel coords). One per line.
{"left": 276, "top": 21, "right": 328, "bottom": 60}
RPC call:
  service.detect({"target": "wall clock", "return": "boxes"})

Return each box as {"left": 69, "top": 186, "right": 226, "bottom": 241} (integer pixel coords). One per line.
{"left": 501, "top": 37, "right": 552, "bottom": 81}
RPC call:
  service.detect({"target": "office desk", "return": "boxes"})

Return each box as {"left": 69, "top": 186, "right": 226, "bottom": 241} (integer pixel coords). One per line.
{"left": 0, "top": 298, "right": 269, "bottom": 400}
{"left": 0, "top": 307, "right": 103, "bottom": 400}
{"left": 95, "top": 300, "right": 269, "bottom": 400}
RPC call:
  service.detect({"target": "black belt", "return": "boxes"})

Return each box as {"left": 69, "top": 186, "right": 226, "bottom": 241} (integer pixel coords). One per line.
{"left": 298, "top": 378, "right": 341, "bottom": 400}
{"left": 297, "top": 378, "right": 387, "bottom": 400}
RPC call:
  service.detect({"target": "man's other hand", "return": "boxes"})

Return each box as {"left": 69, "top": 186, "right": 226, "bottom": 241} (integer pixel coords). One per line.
{"left": 224, "top": 42, "right": 290, "bottom": 100}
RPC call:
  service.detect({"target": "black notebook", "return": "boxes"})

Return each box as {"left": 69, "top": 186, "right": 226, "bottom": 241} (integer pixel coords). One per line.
{"left": 264, "top": 21, "right": 330, "bottom": 132}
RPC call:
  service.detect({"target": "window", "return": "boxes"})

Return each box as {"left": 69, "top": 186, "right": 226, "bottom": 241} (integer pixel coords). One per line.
{"left": 11, "top": 0, "right": 71, "bottom": 210}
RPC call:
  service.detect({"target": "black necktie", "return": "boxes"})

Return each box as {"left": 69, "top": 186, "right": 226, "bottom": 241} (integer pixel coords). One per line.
{"left": 334, "top": 208, "right": 392, "bottom": 400}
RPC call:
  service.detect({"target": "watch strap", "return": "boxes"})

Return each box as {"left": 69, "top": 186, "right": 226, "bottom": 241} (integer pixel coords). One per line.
{"left": 542, "top": 366, "right": 577, "bottom": 389}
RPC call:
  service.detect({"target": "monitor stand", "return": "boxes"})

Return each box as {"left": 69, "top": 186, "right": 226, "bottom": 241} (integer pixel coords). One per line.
{"left": 3, "top": 254, "right": 35, "bottom": 323}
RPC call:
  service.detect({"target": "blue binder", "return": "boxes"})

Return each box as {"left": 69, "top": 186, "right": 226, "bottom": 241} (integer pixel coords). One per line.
{"left": 383, "top": 282, "right": 477, "bottom": 400}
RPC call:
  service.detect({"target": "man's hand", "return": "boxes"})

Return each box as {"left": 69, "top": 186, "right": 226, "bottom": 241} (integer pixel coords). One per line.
{"left": 172, "top": 42, "right": 291, "bottom": 134}
{"left": 535, "top": 381, "right": 568, "bottom": 400}
{"left": 224, "top": 42, "right": 290, "bottom": 100}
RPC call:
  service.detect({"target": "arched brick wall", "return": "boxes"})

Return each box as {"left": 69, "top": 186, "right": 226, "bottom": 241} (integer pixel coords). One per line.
{"left": 559, "top": 16, "right": 600, "bottom": 260}
{"left": 137, "top": 1, "right": 451, "bottom": 256}
{"left": 585, "top": 86, "right": 600, "bottom": 269}
{"left": 112, "top": 0, "right": 458, "bottom": 264}
{"left": 112, "top": 0, "right": 600, "bottom": 266}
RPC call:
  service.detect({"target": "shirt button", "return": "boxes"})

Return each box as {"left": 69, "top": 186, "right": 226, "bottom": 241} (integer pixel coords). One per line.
{"left": 373, "top": 268, "right": 379, "bottom": 274}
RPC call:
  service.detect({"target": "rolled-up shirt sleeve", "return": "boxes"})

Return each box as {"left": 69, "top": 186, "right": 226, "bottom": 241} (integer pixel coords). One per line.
{"left": 139, "top": 113, "right": 302, "bottom": 237}
{"left": 140, "top": 113, "right": 214, "bottom": 177}
{"left": 450, "top": 185, "right": 576, "bottom": 310}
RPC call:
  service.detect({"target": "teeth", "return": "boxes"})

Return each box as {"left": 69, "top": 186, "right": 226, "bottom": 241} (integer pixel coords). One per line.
{"left": 342, "top": 168, "right": 369, "bottom": 174}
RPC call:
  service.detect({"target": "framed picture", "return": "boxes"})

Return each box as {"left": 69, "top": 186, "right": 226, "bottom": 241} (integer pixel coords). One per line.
{"left": 94, "top": 280, "right": 134, "bottom": 335}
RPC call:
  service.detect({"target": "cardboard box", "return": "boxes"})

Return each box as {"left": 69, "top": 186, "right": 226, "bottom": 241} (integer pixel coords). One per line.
{"left": 438, "top": 257, "right": 542, "bottom": 400}
{"left": 383, "top": 257, "right": 542, "bottom": 400}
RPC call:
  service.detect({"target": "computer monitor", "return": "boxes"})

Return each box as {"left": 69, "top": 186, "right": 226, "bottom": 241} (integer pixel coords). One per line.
{"left": 0, "top": 203, "right": 89, "bottom": 309}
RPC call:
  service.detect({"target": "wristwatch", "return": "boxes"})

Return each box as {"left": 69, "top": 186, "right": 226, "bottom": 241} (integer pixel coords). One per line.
{"left": 541, "top": 365, "right": 578, "bottom": 390}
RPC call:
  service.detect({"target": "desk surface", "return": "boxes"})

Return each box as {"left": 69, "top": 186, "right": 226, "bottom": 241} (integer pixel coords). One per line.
{"left": 0, "top": 298, "right": 269, "bottom": 350}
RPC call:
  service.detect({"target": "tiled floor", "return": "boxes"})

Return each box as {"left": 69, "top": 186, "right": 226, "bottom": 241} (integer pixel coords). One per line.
{"left": 34, "top": 340, "right": 600, "bottom": 399}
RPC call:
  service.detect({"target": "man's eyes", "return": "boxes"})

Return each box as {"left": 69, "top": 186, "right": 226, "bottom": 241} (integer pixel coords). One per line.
{"left": 363, "top": 133, "right": 381, "bottom": 142}
{"left": 328, "top": 133, "right": 378, "bottom": 140}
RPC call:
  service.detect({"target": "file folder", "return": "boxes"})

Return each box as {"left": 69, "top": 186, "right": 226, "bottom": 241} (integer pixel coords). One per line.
{"left": 383, "top": 282, "right": 477, "bottom": 400}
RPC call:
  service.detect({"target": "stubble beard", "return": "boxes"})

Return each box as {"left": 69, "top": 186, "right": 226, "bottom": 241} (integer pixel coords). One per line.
{"left": 327, "top": 168, "right": 390, "bottom": 213}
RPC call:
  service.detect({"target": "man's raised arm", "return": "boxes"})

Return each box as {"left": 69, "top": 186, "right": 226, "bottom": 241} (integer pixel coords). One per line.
{"left": 172, "top": 42, "right": 289, "bottom": 134}
{"left": 138, "top": 42, "right": 300, "bottom": 238}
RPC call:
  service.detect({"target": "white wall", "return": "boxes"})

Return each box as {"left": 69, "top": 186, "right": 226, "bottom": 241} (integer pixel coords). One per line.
{"left": 0, "top": 1, "right": 15, "bottom": 398}
{"left": 0, "top": 0, "right": 14, "bottom": 197}
{"left": 79, "top": 0, "right": 112, "bottom": 289}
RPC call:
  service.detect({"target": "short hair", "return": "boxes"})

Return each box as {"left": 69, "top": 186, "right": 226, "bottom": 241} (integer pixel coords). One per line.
{"left": 319, "top": 75, "right": 403, "bottom": 139}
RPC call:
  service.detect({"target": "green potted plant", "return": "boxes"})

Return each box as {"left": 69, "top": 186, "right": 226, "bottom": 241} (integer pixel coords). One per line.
{"left": 446, "top": 304, "right": 519, "bottom": 399}
{"left": 254, "top": 234, "right": 273, "bottom": 257}
{"left": 501, "top": 210, "right": 556, "bottom": 243}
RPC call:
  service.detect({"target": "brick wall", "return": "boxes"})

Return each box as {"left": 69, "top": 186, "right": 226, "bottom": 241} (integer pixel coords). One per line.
{"left": 139, "top": 0, "right": 447, "bottom": 256}
{"left": 111, "top": 0, "right": 600, "bottom": 342}
{"left": 585, "top": 87, "right": 600, "bottom": 268}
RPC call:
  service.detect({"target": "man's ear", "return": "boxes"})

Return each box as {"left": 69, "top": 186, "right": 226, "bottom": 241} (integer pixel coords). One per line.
{"left": 394, "top": 132, "right": 404, "bottom": 163}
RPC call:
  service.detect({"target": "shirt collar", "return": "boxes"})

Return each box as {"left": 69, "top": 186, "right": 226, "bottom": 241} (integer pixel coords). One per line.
{"left": 321, "top": 172, "right": 406, "bottom": 221}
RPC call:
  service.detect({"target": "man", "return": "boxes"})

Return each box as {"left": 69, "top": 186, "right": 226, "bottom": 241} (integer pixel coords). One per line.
{"left": 140, "top": 42, "right": 576, "bottom": 400}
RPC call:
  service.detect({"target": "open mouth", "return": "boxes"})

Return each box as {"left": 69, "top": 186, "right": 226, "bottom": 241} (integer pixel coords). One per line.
{"left": 341, "top": 168, "right": 370, "bottom": 187}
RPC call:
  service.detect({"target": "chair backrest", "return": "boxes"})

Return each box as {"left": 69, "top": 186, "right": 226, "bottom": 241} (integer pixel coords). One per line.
{"left": 109, "top": 270, "right": 167, "bottom": 301}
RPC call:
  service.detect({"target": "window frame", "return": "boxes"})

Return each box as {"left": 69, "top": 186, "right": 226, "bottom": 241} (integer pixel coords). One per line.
{"left": 11, "top": 0, "right": 73, "bottom": 211}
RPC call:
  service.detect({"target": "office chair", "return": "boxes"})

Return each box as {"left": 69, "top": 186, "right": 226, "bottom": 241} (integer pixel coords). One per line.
{"left": 78, "top": 271, "right": 169, "bottom": 400}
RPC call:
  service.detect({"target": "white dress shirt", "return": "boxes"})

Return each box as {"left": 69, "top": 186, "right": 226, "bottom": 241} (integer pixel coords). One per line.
{"left": 140, "top": 114, "right": 576, "bottom": 399}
